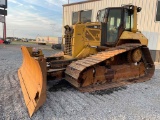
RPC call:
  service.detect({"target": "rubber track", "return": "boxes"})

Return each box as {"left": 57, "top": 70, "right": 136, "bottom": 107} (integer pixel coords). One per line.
{"left": 65, "top": 43, "right": 155, "bottom": 92}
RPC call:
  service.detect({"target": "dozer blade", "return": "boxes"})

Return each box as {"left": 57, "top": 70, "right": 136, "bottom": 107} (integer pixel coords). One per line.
{"left": 18, "top": 46, "right": 46, "bottom": 117}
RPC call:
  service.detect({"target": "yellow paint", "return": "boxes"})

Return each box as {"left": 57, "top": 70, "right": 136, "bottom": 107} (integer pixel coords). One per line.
{"left": 76, "top": 46, "right": 98, "bottom": 59}
{"left": 132, "top": 6, "right": 138, "bottom": 33}
{"left": 119, "top": 31, "right": 148, "bottom": 46}
{"left": 71, "top": 22, "right": 101, "bottom": 58}
{"left": 18, "top": 46, "right": 46, "bottom": 117}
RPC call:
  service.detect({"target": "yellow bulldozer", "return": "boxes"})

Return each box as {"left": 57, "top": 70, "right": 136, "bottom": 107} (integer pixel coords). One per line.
{"left": 18, "top": 5, "right": 155, "bottom": 117}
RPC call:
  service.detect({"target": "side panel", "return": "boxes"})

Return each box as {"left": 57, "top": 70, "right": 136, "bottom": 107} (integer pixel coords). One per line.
{"left": 119, "top": 31, "right": 148, "bottom": 45}
{"left": 66, "top": 23, "right": 101, "bottom": 58}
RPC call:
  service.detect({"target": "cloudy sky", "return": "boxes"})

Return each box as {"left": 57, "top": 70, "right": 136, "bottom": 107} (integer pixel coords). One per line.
{"left": 1, "top": 0, "right": 85, "bottom": 39}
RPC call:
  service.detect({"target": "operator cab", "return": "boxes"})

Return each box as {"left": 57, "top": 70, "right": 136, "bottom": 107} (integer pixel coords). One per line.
{"left": 97, "top": 5, "right": 141, "bottom": 46}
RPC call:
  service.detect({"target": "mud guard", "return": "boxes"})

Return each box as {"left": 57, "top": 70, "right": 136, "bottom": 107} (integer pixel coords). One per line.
{"left": 18, "top": 46, "right": 46, "bottom": 117}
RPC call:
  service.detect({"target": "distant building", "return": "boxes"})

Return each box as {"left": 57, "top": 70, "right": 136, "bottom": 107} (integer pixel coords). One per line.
{"left": 63, "top": 0, "right": 160, "bottom": 62}
{"left": 36, "top": 36, "right": 62, "bottom": 44}
{"left": 6, "top": 37, "right": 15, "bottom": 41}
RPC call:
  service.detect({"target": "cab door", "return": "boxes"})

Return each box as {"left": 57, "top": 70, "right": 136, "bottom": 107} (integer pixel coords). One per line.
{"left": 106, "top": 8, "right": 123, "bottom": 45}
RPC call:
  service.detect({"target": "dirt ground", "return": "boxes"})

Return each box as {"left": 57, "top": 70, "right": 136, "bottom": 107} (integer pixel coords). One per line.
{"left": 0, "top": 42, "right": 160, "bottom": 120}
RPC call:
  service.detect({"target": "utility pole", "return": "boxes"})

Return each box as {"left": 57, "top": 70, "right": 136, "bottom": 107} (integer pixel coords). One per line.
{"left": 50, "top": 23, "right": 55, "bottom": 35}
{"left": 0, "top": 0, "right": 8, "bottom": 41}
{"left": 68, "top": 0, "right": 69, "bottom": 4}
{"left": 13, "top": 29, "right": 16, "bottom": 38}
{"left": 7, "top": 29, "right": 16, "bottom": 40}
{"left": 3, "top": 7, "right": 6, "bottom": 41}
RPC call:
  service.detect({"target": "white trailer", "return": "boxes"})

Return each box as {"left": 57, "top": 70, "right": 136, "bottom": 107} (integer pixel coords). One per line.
{"left": 36, "top": 36, "right": 62, "bottom": 44}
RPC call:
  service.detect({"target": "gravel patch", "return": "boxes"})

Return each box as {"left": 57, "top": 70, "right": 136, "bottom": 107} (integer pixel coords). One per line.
{"left": 0, "top": 42, "right": 160, "bottom": 120}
